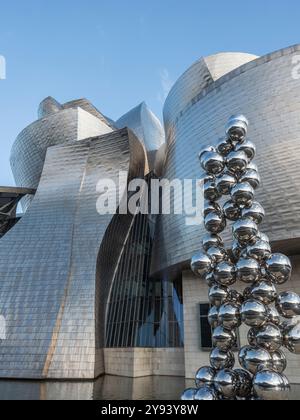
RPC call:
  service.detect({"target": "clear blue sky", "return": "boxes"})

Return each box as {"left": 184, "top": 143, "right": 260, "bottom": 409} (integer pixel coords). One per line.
{"left": 0, "top": 0, "right": 299, "bottom": 185}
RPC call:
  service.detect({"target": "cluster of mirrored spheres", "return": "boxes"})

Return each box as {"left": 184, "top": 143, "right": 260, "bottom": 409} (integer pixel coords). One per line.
{"left": 181, "top": 115, "right": 300, "bottom": 401}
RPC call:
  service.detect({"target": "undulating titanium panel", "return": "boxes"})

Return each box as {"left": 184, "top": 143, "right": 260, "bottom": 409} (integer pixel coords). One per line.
{"left": 151, "top": 45, "right": 300, "bottom": 276}
{"left": 0, "top": 128, "right": 147, "bottom": 379}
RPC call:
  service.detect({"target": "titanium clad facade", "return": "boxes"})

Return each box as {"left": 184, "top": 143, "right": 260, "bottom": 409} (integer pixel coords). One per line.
{"left": 151, "top": 45, "right": 300, "bottom": 276}
{"left": 0, "top": 128, "right": 147, "bottom": 379}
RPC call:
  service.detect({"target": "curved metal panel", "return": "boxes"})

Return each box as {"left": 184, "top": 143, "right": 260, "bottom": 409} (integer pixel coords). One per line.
{"left": 151, "top": 45, "right": 300, "bottom": 276}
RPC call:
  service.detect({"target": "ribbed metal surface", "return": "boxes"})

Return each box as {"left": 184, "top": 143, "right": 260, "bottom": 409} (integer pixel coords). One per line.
{"left": 0, "top": 128, "right": 147, "bottom": 379}
{"left": 151, "top": 45, "right": 300, "bottom": 276}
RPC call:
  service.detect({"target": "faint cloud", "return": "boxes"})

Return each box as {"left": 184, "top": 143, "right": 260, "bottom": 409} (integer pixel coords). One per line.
{"left": 157, "top": 68, "right": 173, "bottom": 104}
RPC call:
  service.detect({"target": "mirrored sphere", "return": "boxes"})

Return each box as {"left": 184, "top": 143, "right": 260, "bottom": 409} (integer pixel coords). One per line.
{"left": 247, "top": 162, "right": 258, "bottom": 172}
{"left": 212, "top": 326, "right": 236, "bottom": 351}
{"left": 253, "top": 370, "right": 290, "bottom": 401}
{"left": 242, "top": 202, "right": 265, "bottom": 225}
{"left": 223, "top": 200, "right": 241, "bottom": 221}
{"left": 231, "top": 182, "right": 255, "bottom": 207}
{"left": 203, "top": 201, "right": 222, "bottom": 218}
{"left": 239, "top": 346, "right": 272, "bottom": 375}
{"left": 194, "top": 386, "right": 219, "bottom": 401}
{"left": 209, "top": 284, "right": 229, "bottom": 308}
{"left": 241, "top": 299, "right": 268, "bottom": 327}
{"left": 226, "top": 115, "right": 248, "bottom": 143}
{"left": 191, "top": 252, "right": 213, "bottom": 278}
{"left": 206, "top": 246, "right": 227, "bottom": 264}
{"left": 257, "top": 232, "right": 270, "bottom": 243}
{"left": 272, "top": 350, "right": 287, "bottom": 374}
{"left": 250, "top": 280, "right": 277, "bottom": 305}
{"left": 204, "top": 181, "right": 221, "bottom": 202}
{"left": 210, "top": 348, "right": 235, "bottom": 370}
{"left": 214, "top": 369, "right": 239, "bottom": 399}
{"left": 236, "top": 258, "right": 261, "bottom": 284}
{"left": 214, "top": 261, "right": 236, "bottom": 286}
{"left": 283, "top": 321, "right": 300, "bottom": 354}
{"left": 202, "top": 233, "right": 224, "bottom": 252}
{"left": 216, "top": 173, "right": 237, "bottom": 195}
{"left": 218, "top": 302, "right": 241, "bottom": 329}
{"left": 195, "top": 366, "right": 216, "bottom": 388}
{"left": 205, "top": 272, "right": 216, "bottom": 287}
{"left": 208, "top": 306, "right": 220, "bottom": 329}
{"left": 199, "top": 147, "right": 215, "bottom": 161}
{"left": 181, "top": 388, "right": 197, "bottom": 401}
{"left": 248, "top": 328, "right": 259, "bottom": 346}
{"left": 236, "top": 140, "right": 256, "bottom": 161}
{"left": 226, "top": 151, "right": 249, "bottom": 174}
{"left": 231, "top": 240, "right": 244, "bottom": 262}
{"left": 256, "top": 323, "right": 283, "bottom": 353}
{"left": 233, "top": 219, "right": 258, "bottom": 245}
{"left": 246, "top": 240, "right": 271, "bottom": 262}
{"left": 276, "top": 291, "right": 300, "bottom": 319}
{"left": 239, "top": 169, "right": 261, "bottom": 190}
{"left": 200, "top": 151, "right": 225, "bottom": 175}
{"left": 267, "top": 307, "right": 281, "bottom": 326}
{"left": 228, "top": 290, "right": 244, "bottom": 305}
{"left": 217, "top": 138, "right": 234, "bottom": 157}
{"left": 235, "top": 369, "right": 253, "bottom": 398}
{"left": 205, "top": 213, "right": 226, "bottom": 234}
{"left": 266, "top": 254, "right": 292, "bottom": 285}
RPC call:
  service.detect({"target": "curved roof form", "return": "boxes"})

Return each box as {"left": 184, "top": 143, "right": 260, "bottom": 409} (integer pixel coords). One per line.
{"left": 163, "top": 52, "right": 259, "bottom": 134}
{"left": 116, "top": 102, "right": 165, "bottom": 173}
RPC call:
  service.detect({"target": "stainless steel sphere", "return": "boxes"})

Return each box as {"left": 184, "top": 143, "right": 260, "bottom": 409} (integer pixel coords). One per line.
{"left": 212, "top": 326, "right": 236, "bottom": 351}
{"left": 255, "top": 323, "right": 283, "bottom": 353}
{"left": 233, "top": 219, "right": 258, "bottom": 245}
{"left": 203, "top": 200, "right": 222, "bottom": 218}
{"left": 214, "top": 261, "right": 236, "bottom": 286}
{"left": 202, "top": 233, "right": 224, "bottom": 251}
{"left": 267, "top": 307, "right": 281, "bottom": 326}
{"left": 239, "top": 169, "right": 261, "bottom": 190}
{"left": 257, "top": 232, "right": 270, "bottom": 243}
{"left": 199, "top": 147, "right": 216, "bottom": 160}
{"left": 210, "top": 348, "right": 235, "bottom": 370}
{"left": 206, "top": 246, "right": 227, "bottom": 264}
{"left": 236, "top": 258, "right": 261, "bottom": 284}
{"left": 200, "top": 150, "right": 225, "bottom": 175}
{"left": 276, "top": 291, "right": 300, "bottom": 319}
{"left": 216, "top": 173, "right": 237, "bottom": 195}
{"left": 218, "top": 302, "right": 241, "bottom": 329}
{"left": 204, "top": 212, "right": 226, "bottom": 234}
{"left": 266, "top": 254, "right": 292, "bottom": 285}
{"left": 250, "top": 280, "right": 277, "bottom": 305}
{"left": 231, "top": 182, "right": 255, "bottom": 207}
{"left": 242, "top": 202, "right": 265, "bottom": 225}
{"left": 195, "top": 366, "right": 216, "bottom": 388}
{"left": 272, "top": 350, "right": 287, "bottom": 374}
{"left": 204, "top": 180, "right": 221, "bottom": 202}
{"left": 248, "top": 328, "right": 258, "bottom": 346}
{"left": 246, "top": 240, "right": 271, "bottom": 262}
{"left": 226, "top": 151, "right": 249, "bottom": 174}
{"left": 217, "top": 138, "right": 234, "bottom": 157}
{"left": 231, "top": 240, "right": 245, "bottom": 262}
{"left": 283, "top": 321, "right": 300, "bottom": 354}
{"left": 239, "top": 346, "right": 272, "bottom": 375}
{"left": 253, "top": 370, "right": 290, "bottom": 401}
{"left": 235, "top": 369, "right": 253, "bottom": 398}
{"left": 214, "top": 369, "right": 239, "bottom": 399}
{"left": 228, "top": 290, "right": 244, "bottom": 305}
{"left": 223, "top": 200, "right": 241, "bottom": 221}
{"left": 236, "top": 140, "right": 256, "bottom": 161}
{"left": 208, "top": 306, "right": 220, "bottom": 329}
{"left": 194, "top": 386, "right": 219, "bottom": 401}
{"left": 226, "top": 115, "right": 248, "bottom": 143}
{"left": 205, "top": 272, "right": 216, "bottom": 287}
{"left": 209, "top": 284, "right": 229, "bottom": 308}
{"left": 191, "top": 252, "right": 213, "bottom": 278}
{"left": 181, "top": 388, "right": 197, "bottom": 401}
{"left": 241, "top": 299, "right": 268, "bottom": 327}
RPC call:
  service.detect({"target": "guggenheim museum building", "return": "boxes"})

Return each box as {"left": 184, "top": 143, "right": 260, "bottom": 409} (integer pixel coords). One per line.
{"left": 1, "top": 44, "right": 300, "bottom": 383}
